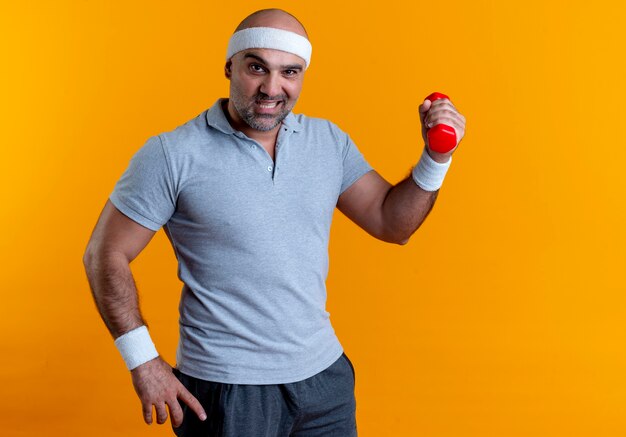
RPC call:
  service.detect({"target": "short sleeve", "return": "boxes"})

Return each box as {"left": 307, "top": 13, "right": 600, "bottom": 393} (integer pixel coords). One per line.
{"left": 340, "top": 132, "right": 374, "bottom": 195}
{"left": 109, "top": 135, "right": 176, "bottom": 231}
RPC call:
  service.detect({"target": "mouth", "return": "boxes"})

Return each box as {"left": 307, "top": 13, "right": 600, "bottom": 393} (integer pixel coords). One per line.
{"left": 254, "top": 99, "right": 285, "bottom": 114}
{"left": 256, "top": 100, "right": 280, "bottom": 109}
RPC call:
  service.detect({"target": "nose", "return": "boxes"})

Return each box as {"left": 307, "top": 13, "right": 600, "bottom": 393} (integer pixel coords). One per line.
{"left": 260, "top": 71, "right": 282, "bottom": 98}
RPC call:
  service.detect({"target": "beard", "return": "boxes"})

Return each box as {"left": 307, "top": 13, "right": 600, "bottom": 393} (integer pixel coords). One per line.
{"left": 230, "top": 89, "right": 293, "bottom": 132}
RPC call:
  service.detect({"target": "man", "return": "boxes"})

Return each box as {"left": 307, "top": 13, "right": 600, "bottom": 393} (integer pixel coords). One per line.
{"left": 83, "top": 8, "right": 466, "bottom": 437}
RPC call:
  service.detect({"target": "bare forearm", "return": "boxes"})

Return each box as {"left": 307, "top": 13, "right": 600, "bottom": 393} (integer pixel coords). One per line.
{"left": 380, "top": 175, "right": 439, "bottom": 244}
{"left": 377, "top": 93, "right": 464, "bottom": 243}
{"left": 84, "top": 253, "right": 145, "bottom": 339}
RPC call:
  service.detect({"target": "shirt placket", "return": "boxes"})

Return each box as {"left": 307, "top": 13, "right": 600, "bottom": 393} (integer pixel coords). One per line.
{"left": 272, "top": 126, "right": 292, "bottom": 184}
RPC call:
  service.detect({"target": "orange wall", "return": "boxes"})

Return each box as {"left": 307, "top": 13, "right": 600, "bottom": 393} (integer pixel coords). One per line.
{"left": 1, "top": 1, "right": 625, "bottom": 436}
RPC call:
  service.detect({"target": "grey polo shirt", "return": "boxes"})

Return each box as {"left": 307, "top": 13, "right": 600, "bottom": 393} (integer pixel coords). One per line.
{"left": 110, "top": 98, "right": 373, "bottom": 384}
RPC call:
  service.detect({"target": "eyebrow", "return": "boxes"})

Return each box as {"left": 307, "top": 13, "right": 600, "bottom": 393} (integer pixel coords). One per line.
{"left": 243, "top": 52, "right": 303, "bottom": 71}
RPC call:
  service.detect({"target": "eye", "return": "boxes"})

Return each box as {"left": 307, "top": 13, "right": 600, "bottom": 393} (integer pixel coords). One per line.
{"left": 249, "top": 64, "right": 266, "bottom": 73}
{"left": 283, "top": 69, "right": 298, "bottom": 77}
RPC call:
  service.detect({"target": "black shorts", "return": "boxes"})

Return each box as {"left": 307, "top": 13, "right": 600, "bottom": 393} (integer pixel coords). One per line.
{"left": 172, "top": 352, "right": 357, "bottom": 437}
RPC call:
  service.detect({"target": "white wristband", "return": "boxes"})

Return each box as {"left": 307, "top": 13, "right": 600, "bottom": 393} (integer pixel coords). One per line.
{"left": 411, "top": 147, "right": 452, "bottom": 191}
{"left": 114, "top": 325, "right": 159, "bottom": 370}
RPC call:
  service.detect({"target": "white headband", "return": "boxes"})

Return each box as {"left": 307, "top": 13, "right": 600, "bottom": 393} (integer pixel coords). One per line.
{"left": 226, "top": 27, "right": 312, "bottom": 69}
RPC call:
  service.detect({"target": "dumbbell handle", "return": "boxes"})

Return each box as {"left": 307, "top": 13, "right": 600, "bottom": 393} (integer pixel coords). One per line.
{"left": 425, "top": 92, "right": 457, "bottom": 153}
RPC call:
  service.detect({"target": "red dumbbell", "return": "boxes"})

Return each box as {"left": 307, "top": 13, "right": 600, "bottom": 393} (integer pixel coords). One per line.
{"left": 424, "top": 92, "right": 457, "bottom": 153}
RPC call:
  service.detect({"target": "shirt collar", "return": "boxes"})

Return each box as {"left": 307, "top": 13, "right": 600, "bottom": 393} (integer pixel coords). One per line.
{"left": 206, "top": 98, "right": 302, "bottom": 134}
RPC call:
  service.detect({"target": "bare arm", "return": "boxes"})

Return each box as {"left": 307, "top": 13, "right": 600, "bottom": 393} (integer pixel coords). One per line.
{"left": 337, "top": 171, "right": 438, "bottom": 245}
{"left": 83, "top": 199, "right": 206, "bottom": 427}
{"left": 83, "top": 199, "right": 155, "bottom": 337}
{"left": 337, "top": 97, "right": 465, "bottom": 244}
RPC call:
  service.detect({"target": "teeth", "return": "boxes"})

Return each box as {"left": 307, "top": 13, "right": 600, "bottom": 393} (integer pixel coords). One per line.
{"left": 258, "top": 102, "right": 278, "bottom": 108}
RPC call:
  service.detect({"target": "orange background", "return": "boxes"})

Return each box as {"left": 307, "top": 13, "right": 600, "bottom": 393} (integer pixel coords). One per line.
{"left": 1, "top": 1, "right": 625, "bottom": 436}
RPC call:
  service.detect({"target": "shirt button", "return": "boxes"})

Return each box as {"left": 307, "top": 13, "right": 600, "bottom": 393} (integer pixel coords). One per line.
{"left": 268, "top": 166, "right": 273, "bottom": 172}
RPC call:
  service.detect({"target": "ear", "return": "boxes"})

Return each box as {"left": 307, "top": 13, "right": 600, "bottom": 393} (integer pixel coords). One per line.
{"left": 224, "top": 60, "right": 232, "bottom": 79}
